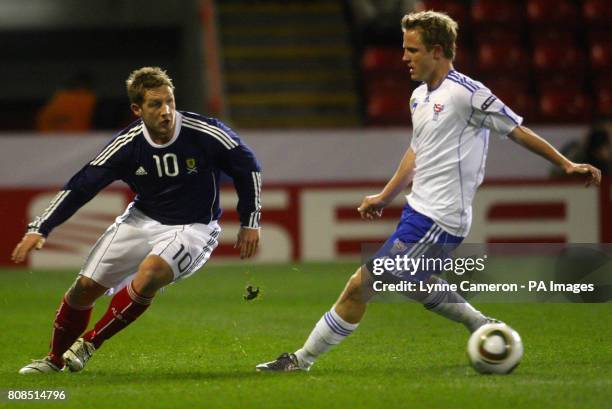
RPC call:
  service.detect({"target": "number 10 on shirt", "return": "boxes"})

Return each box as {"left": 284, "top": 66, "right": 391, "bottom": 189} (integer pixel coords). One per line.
{"left": 153, "top": 153, "right": 179, "bottom": 177}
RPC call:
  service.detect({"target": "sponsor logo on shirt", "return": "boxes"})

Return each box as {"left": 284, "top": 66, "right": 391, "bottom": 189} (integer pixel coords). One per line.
{"left": 135, "top": 166, "right": 148, "bottom": 176}
{"left": 410, "top": 98, "right": 418, "bottom": 113}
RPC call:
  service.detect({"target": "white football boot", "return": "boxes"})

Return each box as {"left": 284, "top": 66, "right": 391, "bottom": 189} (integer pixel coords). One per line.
{"left": 18, "top": 356, "right": 62, "bottom": 374}
{"left": 63, "top": 338, "right": 95, "bottom": 372}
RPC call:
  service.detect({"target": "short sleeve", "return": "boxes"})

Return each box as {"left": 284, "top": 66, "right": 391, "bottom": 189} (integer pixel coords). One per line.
{"left": 470, "top": 88, "right": 523, "bottom": 138}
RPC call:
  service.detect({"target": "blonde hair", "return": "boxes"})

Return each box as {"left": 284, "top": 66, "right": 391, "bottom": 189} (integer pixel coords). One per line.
{"left": 401, "top": 11, "right": 458, "bottom": 60}
{"left": 126, "top": 67, "right": 175, "bottom": 105}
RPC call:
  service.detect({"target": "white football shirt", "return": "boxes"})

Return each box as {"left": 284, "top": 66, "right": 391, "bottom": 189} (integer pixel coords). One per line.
{"left": 406, "top": 70, "right": 523, "bottom": 237}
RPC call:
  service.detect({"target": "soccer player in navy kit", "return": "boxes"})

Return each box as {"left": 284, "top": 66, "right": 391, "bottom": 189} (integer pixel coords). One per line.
{"left": 257, "top": 11, "right": 601, "bottom": 372}
{"left": 13, "top": 67, "right": 262, "bottom": 373}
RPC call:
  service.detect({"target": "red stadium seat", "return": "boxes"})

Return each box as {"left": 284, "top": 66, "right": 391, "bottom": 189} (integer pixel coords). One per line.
{"left": 583, "top": 0, "right": 612, "bottom": 26}
{"left": 476, "top": 41, "right": 529, "bottom": 75}
{"left": 364, "top": 76, "right": 413, "bottom": 100}
{"left": 420, "top": 0, "right": 469, "bottom": 25}
{"left": 532, "top": 42, "right": 585, "bottom": 74}
{"left": 484, "top": 78, "right": 534, "bottom": 120}
{"left": 538, "top": 75, "right": 585, "bottom": 92}
{"left": 527, "top": 0, "right": 578, "bottom": 26}
{"left": 596, "top": 88, "right": 612, "bottom": 117}
{"left": 538, "top": 89, "right": 592, "bottom": 122}
{"left": 593, "top": 75, "right": 612, "bottom": 91}
{"left": 471, "top": 0, "right": 524, "bottom": 26}
{"left": 593, "top": 76, "right": 612, "bottom": 117}
{"left": 530, "top": 29, "right": 576, "bottom": 44}
{"left": 472, "top": 28, "right": 521, "bottom": 46}
{"left": 362, "top": 47, "right": 404, "bottom": 74}
{"left": 367, "top": 91, "right": 412, "bottom": 126}
{"left": 362, "top": 46, "right": 415, "bottom": 126}
{"left": 590, "top": 41, "right": 612, "bottom": 71}
{"left": 484, "top": 78, "right": 528, "bottom": 95}
{"left": 453, "top": 46, "right": 474, "bottom": 75}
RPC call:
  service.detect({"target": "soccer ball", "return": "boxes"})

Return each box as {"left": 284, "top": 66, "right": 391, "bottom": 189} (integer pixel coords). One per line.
{"left": 467, "top": 323, "right": 523, "bottom": 374}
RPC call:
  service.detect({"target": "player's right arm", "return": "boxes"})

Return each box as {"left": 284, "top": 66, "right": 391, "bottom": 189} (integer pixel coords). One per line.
{"left": 11, "top": 129, "right": 133, "bottom": 263}
{"left": 358, "top": 147, "right": 416, "bottom": 220}
{"left": 11, "top": 233, "right": 45, "bottom": 263}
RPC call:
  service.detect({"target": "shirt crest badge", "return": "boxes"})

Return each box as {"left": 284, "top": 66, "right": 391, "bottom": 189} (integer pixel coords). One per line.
{"left": 433, "top": 103, "right": 444, "bottom": 121}
{"left": 186, "top": 158, "right": 198, "bottom": 174}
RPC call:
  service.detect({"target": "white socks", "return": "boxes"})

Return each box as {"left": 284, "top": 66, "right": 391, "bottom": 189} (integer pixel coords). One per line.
{"left": 422, "top": 278, "right": 487, "bottom": 332}
{"left": 293, "top": 278, "right": 486, "bottom": 370}
{"left": 294, "top": 308, "right": 359, "bottom": 369}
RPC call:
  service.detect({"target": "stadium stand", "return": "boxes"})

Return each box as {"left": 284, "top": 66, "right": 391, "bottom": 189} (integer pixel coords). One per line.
{"left": 539, "top": 89, "right": 592, "bottom": 122}
{"left": 0, "top": 0, "right": 609, "bottom": 129}
{"left": 357, "top": 0, "right": 612, "bottom": 125}
{"left": 583, "top": 0, "right": 612, "bottom": 26}
{"left": 471, "top": 0, "right": 524, "bottom": 27}
{"left": 526, "top": 0, "right": 579, "bottom": 27}
{"left": 595, "top": 79, "right": 612, "bottom": 117}
{"left": 0, "top": 28, "right": 178, "bottom": 131}
{"left": 216, "top": 1, "right": 360, "bottom": 128}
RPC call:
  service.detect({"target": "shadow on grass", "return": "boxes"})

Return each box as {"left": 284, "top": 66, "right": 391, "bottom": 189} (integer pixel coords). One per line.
{"left": 76, "top": 369, "right": 266, "bottom": 384}
{"left": 79, "top": 362, "right": 474, "bottom": 385}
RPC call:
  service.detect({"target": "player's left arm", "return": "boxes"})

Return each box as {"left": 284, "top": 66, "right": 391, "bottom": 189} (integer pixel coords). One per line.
{"left": 508, "top": 125, "right": 602, "bottom": 186}
{"left": 11, "top": 233, "right": 45, "bottom": 264}
{"left": 471, "top": 87, "right": 601, "bottom": 187}
{"left": 226, "top": 144, "right": 262, "bottom": 259}
{"left": 235, "top": 227, "right": 260, "bottom": 260}
{"left": 210, "top": 120, "right": 262, "bottom": 259}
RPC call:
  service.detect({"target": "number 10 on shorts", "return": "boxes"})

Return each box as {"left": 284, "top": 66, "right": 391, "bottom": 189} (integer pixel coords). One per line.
{"left": 172, "top": 244, "right": 192, "bottom": 274}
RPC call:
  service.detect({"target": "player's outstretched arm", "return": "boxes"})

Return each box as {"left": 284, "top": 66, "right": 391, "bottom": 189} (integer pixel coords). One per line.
{"left": 235, "top": 227, "right": 260, "bottom": 259}
{"left": 508, "top": 125, "right": 602, "bottom": 187}
{"left": 358, "top": 148, "right": 416, "bottom": 220}
{"left": 11, "top": 233, "right": 46, "bottom": 264}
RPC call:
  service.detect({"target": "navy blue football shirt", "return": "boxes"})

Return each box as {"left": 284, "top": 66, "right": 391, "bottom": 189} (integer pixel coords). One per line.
{"left": 28, "top": 111, "right": 262, "bottom": 237}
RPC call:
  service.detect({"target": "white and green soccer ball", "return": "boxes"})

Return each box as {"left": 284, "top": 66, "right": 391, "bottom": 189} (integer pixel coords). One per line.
{"left": 467, "top": 323, "right": 523, "bottom": 374}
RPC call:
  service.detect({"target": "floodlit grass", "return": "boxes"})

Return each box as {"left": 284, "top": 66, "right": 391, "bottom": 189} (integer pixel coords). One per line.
{"left": 0, "top": 262, "right": 609, "bottom": 408}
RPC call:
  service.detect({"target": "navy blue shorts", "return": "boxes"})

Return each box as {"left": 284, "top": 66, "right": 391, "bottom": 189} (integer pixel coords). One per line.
{"left": 366, "top": 204, "right": 463, "bottom": 281}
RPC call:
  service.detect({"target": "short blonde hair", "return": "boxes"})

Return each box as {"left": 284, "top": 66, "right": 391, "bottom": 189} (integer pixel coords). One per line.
{"left": 401, "top": 11, "right": 458, "bottom": 60}
{"left": 126, "top": 67, "right": 175, "bottom": 105}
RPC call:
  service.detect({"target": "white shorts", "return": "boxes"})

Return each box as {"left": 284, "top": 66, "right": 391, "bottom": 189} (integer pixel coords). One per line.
{"left": 80, "top": 203, "right": 221, "bottom": 294}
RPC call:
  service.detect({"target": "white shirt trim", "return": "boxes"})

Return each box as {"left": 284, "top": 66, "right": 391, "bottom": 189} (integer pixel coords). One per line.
{"left": 142, "top": 111, "right": 183, "bottom": 148}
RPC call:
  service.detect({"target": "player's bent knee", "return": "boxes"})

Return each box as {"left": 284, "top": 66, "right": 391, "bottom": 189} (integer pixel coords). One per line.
{"left": 67, "top": 276, "right": 107, "bottom": 306}
{"left": 133, "top": 256, "right": 173, "bottom": 294}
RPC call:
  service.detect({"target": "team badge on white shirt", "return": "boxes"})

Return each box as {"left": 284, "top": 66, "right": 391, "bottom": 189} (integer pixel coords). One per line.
{"left": 432, "top": 103, "right": 444, "bottom": 121}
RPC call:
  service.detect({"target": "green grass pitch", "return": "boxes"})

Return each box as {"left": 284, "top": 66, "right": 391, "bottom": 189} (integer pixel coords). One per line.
{"left": 0, "top": 262, "right": 610, "bottom": 409}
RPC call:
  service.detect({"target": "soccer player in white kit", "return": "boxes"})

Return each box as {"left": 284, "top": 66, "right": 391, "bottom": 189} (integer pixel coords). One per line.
{"left": 256, "top": 11, "right": 601, "bottom": 372}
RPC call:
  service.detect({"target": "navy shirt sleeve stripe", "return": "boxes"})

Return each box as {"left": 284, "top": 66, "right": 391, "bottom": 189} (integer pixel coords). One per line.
{"left": 182, "top": 117, "right": 237, "bottom": 149}
{"left": 90, "top": 124, "right": 142, "bottom": 165}
{"left": 248, "top": 171, "right": 262, "bottom": 228}
{"left": 183, "top": 122, "right": 233, "bottom": 150}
